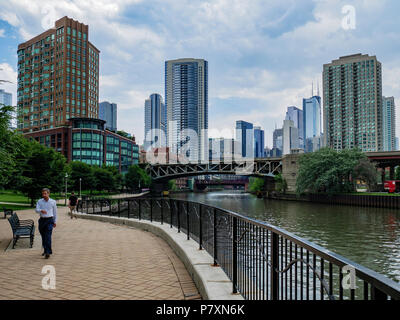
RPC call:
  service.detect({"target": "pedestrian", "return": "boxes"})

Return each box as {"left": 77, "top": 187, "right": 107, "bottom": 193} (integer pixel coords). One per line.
{"left": 35, "top": 188, "right": 57, "bottom": 259}
{"left": 68, "top": 191, "right": 79, "bottom": 219}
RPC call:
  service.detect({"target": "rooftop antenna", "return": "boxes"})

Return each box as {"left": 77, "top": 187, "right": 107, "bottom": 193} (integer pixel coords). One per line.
{"left": 312, "top": 81, "right": 314, "bottom": 97}
{"left": 317, "top": 80, "right": 320, "bottom": 97}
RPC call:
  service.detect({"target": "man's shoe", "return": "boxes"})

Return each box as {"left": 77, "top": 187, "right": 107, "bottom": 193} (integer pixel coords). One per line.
{"left": 41, "top": 252, "right": 45, "bottom": 256}
{"left": 45, "top": 254, "right": 50, "bottom": 259}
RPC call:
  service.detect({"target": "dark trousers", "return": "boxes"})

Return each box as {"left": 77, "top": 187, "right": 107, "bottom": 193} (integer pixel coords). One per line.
{"left": 38, "top": 217, "right": 54, "bottom": 254}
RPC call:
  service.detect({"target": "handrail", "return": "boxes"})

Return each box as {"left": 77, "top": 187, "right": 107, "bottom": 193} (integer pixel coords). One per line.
{"left": 79, "top": 196, "right": 400, "bottom": 300}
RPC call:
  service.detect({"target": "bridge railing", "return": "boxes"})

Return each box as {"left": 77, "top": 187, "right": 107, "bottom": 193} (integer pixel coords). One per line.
{"left": 78, "top": 197, "right": 400, "bottom": 301}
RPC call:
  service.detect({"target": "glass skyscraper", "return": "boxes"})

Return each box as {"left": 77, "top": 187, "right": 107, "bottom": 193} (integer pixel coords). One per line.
{"left": 254, "top": 126, "right": 265, "bottom": 158}
{"left": 165, "top": 58, "right": 208, "bottom": 162}
{"left": 144, "top": 93, "right": 166, "bottom": 151}
{"left": 0, "top": 89, "right": 12, "bottom": 107}
{"left": 285, "top": 106, "right": 304, "bottom": 149}
{"left": 323, "top": 54, "right": 383, "bottom": 152}
{"left": 382, "top": 96, "right": 396, "bottom": 151}
{"left": 99, "top": 101, "right": 117, "bottom": 132}
{"left": 236, "top": 120, "right": 254, "bottom": 158}
{"left": 303, "top": 95, "right": 322, "bottom": 153}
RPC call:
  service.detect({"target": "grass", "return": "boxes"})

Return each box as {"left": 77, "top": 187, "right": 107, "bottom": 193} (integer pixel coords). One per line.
{"left": 0, "top": 190, "right": 30, "bottom": 204}
{"left": 349, "top": 192, "right": 400, "bottom": 196}
{"left": 0, "top": 204, "right": 33, "bottom": 211}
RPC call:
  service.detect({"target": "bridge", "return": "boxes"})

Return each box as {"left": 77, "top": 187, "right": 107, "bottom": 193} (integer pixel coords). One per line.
{"left": 145, "top": 158, "right": 282, "bottom": 181}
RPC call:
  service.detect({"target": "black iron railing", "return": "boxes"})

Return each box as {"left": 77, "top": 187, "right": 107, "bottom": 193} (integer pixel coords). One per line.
{"left": 77, "top": 197, "right": 400, "bottom": 301}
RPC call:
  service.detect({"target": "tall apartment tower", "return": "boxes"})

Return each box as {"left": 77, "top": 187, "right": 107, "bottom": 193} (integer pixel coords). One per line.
{"left": 254, "top": 126, "right": 265, "bottom": 158}
{"left": 303, "top": 95, "right": 322, "bottom": 153}
{"left": 17, "top": 16, "right": 100, "bottom": 133}
{"left": 144, "top": 93, "right": 166, "bottom": 151}
{"left": 99, "top": 101, "right": 117, "bottom": 132}
{"left": 165, "top": 58, "right": 208, "bottom": 162}
{"left": 382, "top": 96, "right": 396, "bottom": 151}
{"left": 323, "top": 54, "right": 383, "bottom": 152}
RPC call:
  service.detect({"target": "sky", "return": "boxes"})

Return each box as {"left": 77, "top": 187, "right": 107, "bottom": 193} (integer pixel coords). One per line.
{"left": 0, "top": 0, "right": 399, "bottom": 147}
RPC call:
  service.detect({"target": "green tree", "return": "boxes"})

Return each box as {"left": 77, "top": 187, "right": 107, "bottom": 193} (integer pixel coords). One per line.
{"left": 20, "top": 142, "right": 67, "bottom": 206}
{"left": 68, "top": 161, "right": 95, "bottom": 193}
{"left": 168, "top": 180, "right": 177, "bottom": 191}
{"left": 103, "top": 165, "right": 123, "bottom": 191}
{"left": 92, "top": 166, "right": 115, "bottom": 192}
{"left": 296, "top": 148, "right": 373, "bottom": 195}
{"left": 249, "top": 177, "right": 264, "bottom": 193}
{"left": 274, "top": 174, "right": 288, "bottom": 194}
{"left": 125, "top": 165, "right": 151, "bottom": 192}
{"left": 352, "top": 157, "right": 377, "bottom": 191}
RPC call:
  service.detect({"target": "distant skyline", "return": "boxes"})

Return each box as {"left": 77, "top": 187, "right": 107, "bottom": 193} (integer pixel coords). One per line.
{"left": 0, "top": 0, "right": 400, "bottom": 147}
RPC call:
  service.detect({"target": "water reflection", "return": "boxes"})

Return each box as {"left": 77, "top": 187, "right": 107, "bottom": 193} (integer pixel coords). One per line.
{"left": 175, "top": 191, "right": 400, "bottom": 282}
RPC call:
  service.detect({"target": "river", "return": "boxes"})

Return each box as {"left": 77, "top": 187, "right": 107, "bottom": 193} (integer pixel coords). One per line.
{"left": 174, "top": 191, "right": 400, "bottom": 283}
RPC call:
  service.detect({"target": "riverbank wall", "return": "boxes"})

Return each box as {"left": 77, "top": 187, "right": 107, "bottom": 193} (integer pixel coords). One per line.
{"left": 265, "top": 192, "right": 400, "bottom": 209}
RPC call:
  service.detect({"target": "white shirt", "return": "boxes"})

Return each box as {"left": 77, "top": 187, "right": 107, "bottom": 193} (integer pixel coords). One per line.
{"left": 35, "top": 198, "right": 58, "bottom": 223}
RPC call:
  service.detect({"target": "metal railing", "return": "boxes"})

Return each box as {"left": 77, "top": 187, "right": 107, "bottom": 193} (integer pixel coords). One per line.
{"left": 77, "top": 197, "right": 400, "bottom": 301}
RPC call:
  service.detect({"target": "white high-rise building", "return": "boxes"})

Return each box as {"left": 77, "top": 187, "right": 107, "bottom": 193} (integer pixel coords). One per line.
{"left": 165, "top": 58, "right": 208, "bottom": 162}
{"left": 283, "top": 119, "right": 299, "bottom": 155}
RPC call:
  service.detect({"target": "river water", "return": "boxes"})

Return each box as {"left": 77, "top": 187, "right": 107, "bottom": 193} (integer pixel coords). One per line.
{"left": 174, "top": 191, "right": 400, "bottom": 283}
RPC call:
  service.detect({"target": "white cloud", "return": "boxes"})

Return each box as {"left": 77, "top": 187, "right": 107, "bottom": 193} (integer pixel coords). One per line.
{"left": 0, "top": 29, "right": 5, "bottom": 37}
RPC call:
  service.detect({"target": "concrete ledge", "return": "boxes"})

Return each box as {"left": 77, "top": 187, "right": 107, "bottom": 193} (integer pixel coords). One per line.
{"left": 75, "top": 212, "right": 244, "bottom": 300}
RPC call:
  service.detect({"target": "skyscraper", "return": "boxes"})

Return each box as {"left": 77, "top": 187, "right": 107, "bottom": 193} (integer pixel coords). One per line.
{"left": 382, "top": 96, "right": 396, "bottom": 151}
{"left": 323, "top": 54, "right": 383, "bottom": 152}
{"left": 254, "top": 126, "right": 265, "bottom": 158}
{"left": 99, "top": 101, "right": 117, "bottom": 132}
{"left": 165, "top": 58, "right": 208, "bottom": 162}
{"left": 0, "top": 89, "right": 12, "bottom": 107}
{"left": 236, "top": 120, "right": 254, "bottom": 158}
{"left": 285, "top": 106, "right": 304, "bottom": 149}
{"left": 144, "top": 93, "right": 166, "bottom": 150}
{"left": 273, "top": 128, "right": 283, "bottom": 152}
{"left": 17, "top": 16, "right": 99, "bottom": 133}
{"left": 303, "top": 95, "right": 322, "bottom": 152}
{"left": 282, "top": 119, "right": 299, "bottom": 155}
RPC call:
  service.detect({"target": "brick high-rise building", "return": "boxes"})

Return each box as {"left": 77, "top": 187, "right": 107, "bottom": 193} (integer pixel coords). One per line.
{"left": 17, "top": 16, "right": 99, "bottom": 133}
{"left": 323, "top": 54, "right": 383, "bottom": 152}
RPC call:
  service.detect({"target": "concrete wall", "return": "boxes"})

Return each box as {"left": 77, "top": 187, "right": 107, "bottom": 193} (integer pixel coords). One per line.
{"left": 281, "top": 153, "right": 301, "bottom": 193}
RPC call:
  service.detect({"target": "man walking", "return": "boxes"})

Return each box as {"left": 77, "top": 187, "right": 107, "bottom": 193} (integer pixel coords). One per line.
{"left": 35, "top": 188, "right": 57, "bottom": 259}
{"left": 68, "top": 191, "right": 79, "bottom": 219}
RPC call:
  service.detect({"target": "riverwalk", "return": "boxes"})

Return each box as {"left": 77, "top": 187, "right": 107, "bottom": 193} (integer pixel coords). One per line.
{"left": 0, "top": 206, "right": 200, "bottom": 300}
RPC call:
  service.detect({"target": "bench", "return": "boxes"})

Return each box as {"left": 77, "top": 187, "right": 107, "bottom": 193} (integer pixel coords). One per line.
{"left": 7, "top": 213, "right": 35, "bottom": 249}
{"left": 3, "top": 207, "right": 13, "bottom": 219}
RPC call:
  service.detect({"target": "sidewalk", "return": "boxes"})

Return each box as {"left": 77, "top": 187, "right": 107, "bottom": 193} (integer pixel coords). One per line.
{"left": 0, "top": 206, "right": 200, "bottom": 300}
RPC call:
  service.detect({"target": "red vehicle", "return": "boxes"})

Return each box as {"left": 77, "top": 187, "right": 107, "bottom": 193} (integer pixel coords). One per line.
{"left": 384, "top": 180, "right": 400, "bottom": 193}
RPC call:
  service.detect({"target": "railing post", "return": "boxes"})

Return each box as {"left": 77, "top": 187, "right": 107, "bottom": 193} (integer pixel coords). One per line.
{"left": 139, "top": 199, "right": 142, "bottom": 220}
{"left": 118, "top": 199, "right": 121, "bottom": 218}
{"left": 170, "top": 199, "right": 173, "bottom": 228}
{"left": 186, "top": 201, "right": 190, "bottom": 240}
{"left": 127, "top": 200, "right": 130, "bottom": 219}
{"left": 232, "top": 216, "right": 238, "bottom": 294}
{"left": 271, "top": 232, "right": 279, "bottom": 300}
{"left": 199, "top": 204, "right": 203, "bottom": 250}
{"left": 92, "top": 200, "right": 95, "bottom": 215}
{"left": 371, "top": 286, "right": 388, "bottom": 300}
{"left": 150, "top": 199, "right": 153, "bottom": 222}
{"left": 160, "top": 199, "right": 164, "bottom": 225}
{"left": 213, "top": 208, "right": 218, "bottom": 266}
{"left": 100, "top": 200, "right": 103, "bottom": 215}
{"left": 177, "top": 201, "right": 181, "bottom": 233}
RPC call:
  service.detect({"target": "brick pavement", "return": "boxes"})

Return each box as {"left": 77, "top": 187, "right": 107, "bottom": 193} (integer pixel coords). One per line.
{"left": 0, "top": 206, "right": 200, "bottom": 300}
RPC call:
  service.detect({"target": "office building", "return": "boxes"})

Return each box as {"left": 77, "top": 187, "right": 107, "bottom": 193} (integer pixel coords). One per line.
{"left": 273, "top": 128, "right": 283, "bottom": 154}
{"left": 209, "top": 137, "right": 235, "bottom": 162}
{"left": 323, "top": 54, "right": 383, "bottom": 152}
{"left": 144, "top": 93, "right": 166, "bottom": 151}
{"left": 165, "top": 58, "right": 208, "bottom": 162}
{"left": 17, "top": 16, "right": 99, "bottom": 133}
{"left": 0, "top": 89, "right": 12, "bottom": 107}
{"left": 236, "top": 120, "right": 254, "bottom": 158}
{"left": 382, "top": 96, "right": 396, "bottom": 152}
{"left": 303, "top": 95, "right": 322, "bottom": 152}
{"left": 283, "top": 119, "right": 299, "bottom": 155}
{"left": 254, "top": 126, "right": 265, "bottom": 158}
{"left": 25, "top": 117, "right": 138, "bottom": 173}
{"left": 99, "top": 101, "right": 117, "bottom": 132}
{"left": 285, "top": 106, "right": 303, "bottom": 149}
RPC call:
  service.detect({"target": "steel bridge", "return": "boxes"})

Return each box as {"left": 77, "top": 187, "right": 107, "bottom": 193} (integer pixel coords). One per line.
{"left": 145, "top": 158, "right": 282, "bottom": 181}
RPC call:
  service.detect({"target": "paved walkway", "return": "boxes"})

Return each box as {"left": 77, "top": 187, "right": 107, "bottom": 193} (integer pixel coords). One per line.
{"left": 0, "top": 207, "right": 200, "bottom": 300}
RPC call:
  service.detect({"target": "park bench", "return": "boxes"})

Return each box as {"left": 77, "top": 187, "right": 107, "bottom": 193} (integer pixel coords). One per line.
{"left": 7, "top": 213, "right": 35, "bottom": 249}
{"left": 2, "top": 207, "right": 13, "bottom": 219}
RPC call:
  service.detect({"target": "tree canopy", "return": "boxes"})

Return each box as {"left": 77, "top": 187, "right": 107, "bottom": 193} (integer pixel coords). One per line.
{"left": 296, "top": 148, "right": 377, "bottom": 195}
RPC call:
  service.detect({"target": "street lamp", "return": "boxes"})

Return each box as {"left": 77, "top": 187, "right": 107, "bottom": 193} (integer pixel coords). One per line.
{"left": 79, "top": 178, "right": 82, "bottom": 199}
{"left": 65, "top": 173, "right": 68, "bottom": 206}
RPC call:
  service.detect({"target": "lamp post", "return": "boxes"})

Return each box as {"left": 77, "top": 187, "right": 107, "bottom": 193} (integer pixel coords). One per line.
{"left": 65, "top": 173, "right": 68, "bottom": 206}
{"left": 79, "top": 178, "right": 82, "bottom": 199}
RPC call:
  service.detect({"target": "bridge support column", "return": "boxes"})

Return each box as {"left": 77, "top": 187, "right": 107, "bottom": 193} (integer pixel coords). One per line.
{"left": 151, "top": 181, "right": 169, "bottom": 195}
{"left": 381, "top": 168, "right": 386, "bottom": 184}
{"left": 390, "top": 166, "right": 395, "bottom": 180}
